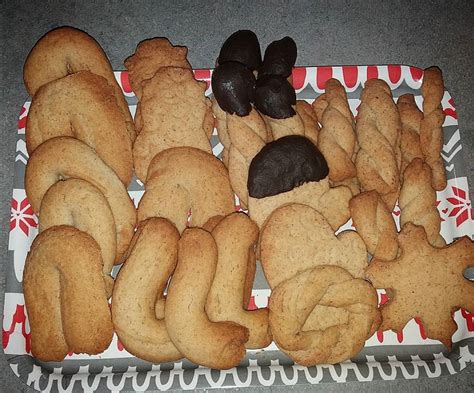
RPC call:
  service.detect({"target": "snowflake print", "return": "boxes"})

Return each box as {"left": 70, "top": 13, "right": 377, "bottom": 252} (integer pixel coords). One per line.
{"left": 10, "top": 197, "right": 37, "bottom": 236}
{"left": 447, "top": 186, "right": 473, "bottom": 227}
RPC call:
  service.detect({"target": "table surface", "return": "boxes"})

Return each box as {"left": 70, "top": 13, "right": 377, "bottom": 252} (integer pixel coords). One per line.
{"left": 1, "top": 1, "right": 473, "bottom": 392}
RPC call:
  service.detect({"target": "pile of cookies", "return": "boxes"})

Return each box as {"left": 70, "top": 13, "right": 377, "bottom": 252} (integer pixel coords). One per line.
{"left": 21, "top": 27, "right": 473, "bottom": 369}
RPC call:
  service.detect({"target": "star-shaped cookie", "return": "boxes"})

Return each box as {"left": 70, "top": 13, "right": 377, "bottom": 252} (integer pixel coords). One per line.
{"left": 366, "top": 223, "right": 474, "bottom": 348}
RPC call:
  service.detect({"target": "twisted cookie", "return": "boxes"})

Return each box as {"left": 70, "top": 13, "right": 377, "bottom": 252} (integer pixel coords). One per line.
{"left": 23, "top": 226, "right": 113, "bottom": 362}
{"left": 165, "top": 228, "right": 249, "bottom": 369}
{"left": 420, "top": 67, "right": 447, "bottom": 191}
{"left": 206, "top": 213, "right": 272, "bottom": 349}
{"left": 269, "top": 265, "right": 380, "bottom": 365}
{"left": 399, "top": 158, "right": 445, "bottom": 247}
{"left": 349, "top": 190, "right": 398, "bottom": 261}
{"left": 26, "top": 71, "right": 133, "bottom": 185}
{"left": 138, "top": 147, "right": 235, "bottom": 233}
{"left": 25, "top": 137, "right": 136, "bottom": 262}
{"left": 112, "top": 218, "right": 182, "bottom": 363}
{"left": 23, "top": 26, "right": 134, "bottom": 141}
{"left": 355, "top": 79, "right": 401, "bottom": 209}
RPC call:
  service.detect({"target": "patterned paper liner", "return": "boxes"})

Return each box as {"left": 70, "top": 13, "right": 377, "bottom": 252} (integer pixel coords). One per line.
{"left": 3, "top": 65, "right": 474, "bottom": 392}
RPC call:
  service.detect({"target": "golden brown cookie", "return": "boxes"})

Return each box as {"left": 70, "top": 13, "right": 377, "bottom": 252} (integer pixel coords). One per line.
{"left": 23, "top": 26, "right": 134, "bottom": 141}
{"left": 25, "top": 137, "right": 136, "bottom": 262}
{"left": 296, "top": 100, "right": 320, "bottom": 145}
{"left": 269, "top": 265, "right": 380, "bottom": 365}
{"left": 366, "top": 223, "right": 474, "bottom": 348}
{"left": 420, "top": 67, "right": 447, "bottom": 191}
{"left": 26, "top": 71, "right": 133, "bottom": 185}
{"left": 260, "top": 203, "right": 368, "bottom": 288}
{"left": 399, "top": 158, "right": 446, "bottom": 247}
{"left": 138, "top": 147, "right": 235, "bottom": 233}
{"left": 206, "top": 213, "right": 272, "bottom": 349}
{"left": 112, "top": 218, "right": 182, "bottom": 363}
{"left": 132, "top": 67, "right": 213, "bottom": 181}
{"left": 23, "top": 226, "right": 113, "bottom": 361}
{"left": 165, "top": 228, "right": 249, "bottom": 369}
{"left": 349, "top": 190, "right": 399, "bottom": 260}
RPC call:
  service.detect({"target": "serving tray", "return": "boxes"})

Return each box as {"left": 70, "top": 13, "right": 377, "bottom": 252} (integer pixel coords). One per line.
{"left": 3, "top": 65, "right": 474, "bottom": 392}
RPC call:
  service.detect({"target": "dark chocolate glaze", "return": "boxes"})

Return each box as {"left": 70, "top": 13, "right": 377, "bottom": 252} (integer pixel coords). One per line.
{"left": 211, "top": 61, "right": 256, "bottom": 116}
{"left": 259, "top": 36, "right": 297, "bottom": 78}
{"left": 218, "top": 30, "right": 262, "bottom": 70}
{"left": 254, "top": 75, "right": 296, "bottom": 118}
{"left": 248, "top": 135, "right": 329, "bottom": 198}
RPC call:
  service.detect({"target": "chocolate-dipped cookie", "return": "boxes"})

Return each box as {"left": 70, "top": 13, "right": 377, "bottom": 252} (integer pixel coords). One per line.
{"left": 259, "top": 36, "right": 297, "bottom": 78}
{"left": 254, "top": 75, "right": 296, "bottom": 119}
{"left": 218, "top": 30, "right": 262, "bottom": 70}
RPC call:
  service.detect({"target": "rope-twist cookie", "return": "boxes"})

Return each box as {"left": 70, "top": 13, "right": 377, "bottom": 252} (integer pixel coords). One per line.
{"left": 420, "top": 67, "right": 447, "bottom": 191}
{"left": 112, "top": 218, "right": 182, "bottom": 363}
{"left": 26, "top": 71, "right": 133, "bottom": 185}
{"left": 165, "top": 228, "right": 249, "bottom": 369}
{"left": 355, "top": 79, "right": 401, "bottom": 210}
{"left": 138, "top": 147, "right": 235, "bottom": 233}
{"left": 349, "top": 190, "right": 398, "bottom": 261}
{"left": 23, "top": 226, "right": 114, "bottom": 362}
{"left": 23, "top": 26, "right": 134, "bottom": 141}
{"left": 25, "top": 137, "right": 137, "bottom": 262}
{"left": 206, "top": 213, "right": 272, "bottom": 349}
{"left": 269, "top": 265, "right": 380, "bottom": 365}
{"left": 399, "top": 158, "right": 445, "bottom": 247}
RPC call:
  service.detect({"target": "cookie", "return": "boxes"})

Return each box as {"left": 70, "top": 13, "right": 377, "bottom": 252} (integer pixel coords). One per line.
{"left": 132, "top": 67, "right": 214, "bottom": 181}
{"left": 260, "top": 203, "right": 368, "bottom": 288}
{"left": 420, "top": 67, "right": 447, "bottom": 191}
{"left": 206, "top": 213, "right": 272, "bottom": 349}
{"left": 366, "top": 223, "right": 474, "bottom": 348}
{"left": 112, "top": 218, "right": 182, "bottom": 363}
{"left": 165, "top": 228, "right": 249, "bottom": 369}
{"left": 269, "top": 265, "right": 380, "bottom": 365}
{"left": 349, "top": 190, "right": 398, "bottom": 261}
{"left": 137, "top": 147, "right": 235, "bottom": 233}
{"left": 23, "top": 226, "right": 113, "bottom": 361}
{"left": 26, "top": 71, "right": 133, "bottom": 185}
{"left": 25, "top": 137, "right": 136, "bottom": 262}
{"left": 23, "top": 26, "right": 134, "bottom": 141}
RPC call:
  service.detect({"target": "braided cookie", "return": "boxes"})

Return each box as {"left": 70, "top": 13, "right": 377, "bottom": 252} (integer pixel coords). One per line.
{"left": 269, "top": 265, "right": 380, "bottom": 365}
{"left": 23, "top": 26, "right": 134, "bottom": 141}
{"left": 206, "top": 213, "right": 272, "bottom": 349}
{"left": 112, "top": 218, "right": 182, "bottom": 363}
{"left": 349, "top": 191, "right": 398, "bottom": 261}
{"left": 397, "top": 94, "right": 424, "bottom": 174}
{"left": 26, "top": 71, "right": 133, "bottom": 185}
{"left": 132, "top": 67, "right": 213, "bottom": 181}
{"left": 355, "top": 79, "right": 401, "bottom": 210}
{"left": 399, "top": 158, "right": 445, "bottom": 247}
{"left": 420, "top": 67, "right": 447, "bottom": 191}
{"left": 260, "top": 204, "right": 367, "bottom": 288}
{"left": 165, "top": 228, "right": 249, "bottom": 369}
{"left": 39, "top": 179, "right": 116, "bottom": 295}
{"left": 25, "top": 137, "right": 136, "bottom": 262}
{"left": 138, "top": 147, "right": 235, "bottom": 233}
{"left": 23, "top": 226, "right": 113, "bottom": 362}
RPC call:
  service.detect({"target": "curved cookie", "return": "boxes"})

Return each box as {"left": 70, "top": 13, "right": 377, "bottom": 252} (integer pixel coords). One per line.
{"left": 25, "top": 137, "right": 136, "bottom": 262}
{"left": 206, "top": 213, "right": 272, "bottom": 349}
{"left": 260, "top": 203, "right": 368, "bottom": 288}
{"left": 138, "top": 147, "right": 235, "bottom": 233}
{"left": 39, "top": 179, "right": 116, "bottom": 295}
{"left": 112, "top": 218, "right": 182, "bottom": 363}
{"left": 165, "top": 228, "right": 249, "bottom": 369}
{"left": 26, "top": 71, "right": 133, "bottom": 185}
{"left": 133, "top": 67, "right": 213, "bottom": 181}
{"left": 23, "top": 226, "right": 113, "bottom": 361}
{"left": 23, "top": 26, "right": 134, "bottom": 141}
{"left": 269, "top": 265, "right": 380, "bottom": 365}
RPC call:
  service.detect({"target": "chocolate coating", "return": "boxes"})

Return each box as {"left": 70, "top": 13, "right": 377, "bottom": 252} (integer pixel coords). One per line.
{"left": 248, "top": 135, "right": 329, "bottom": 198}
{"left": 254, "top": 75, "right": 296, "bottom": 119}
{"left": 212, "top": 61, "right": 256, "bottom": 116}
{"left": 218, "top": 30, "right": 262, "bottom": 70}
{"left": 259, "top": 36, "right": 297, "bottom": 78}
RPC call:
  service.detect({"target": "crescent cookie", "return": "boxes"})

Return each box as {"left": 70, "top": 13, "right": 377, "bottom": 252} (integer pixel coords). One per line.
{"left": 137, "top": 147, "right": 235, "bottom": 233}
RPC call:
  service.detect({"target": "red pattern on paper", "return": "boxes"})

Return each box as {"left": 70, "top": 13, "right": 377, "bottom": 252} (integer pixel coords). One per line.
{"left": 247, "top": 296, "right": 257, "bottom": 311}
{"left": 120, "top": 71, "right": 133, "bottom": 94}
{"left": 117, "top": 338, "right": 125, "bottom": 351}
{"left": 461, "top": 309, "right": 474, "bottom": 332}
{"left": 18, "top": 116, "right": 27, "bottom": 130}
{"left": 387, "top": 65, "right": 402, "bottom": 84}
{"left": 410, "top": 67, "right": 423, "bottom": 81}
{"left": 316, "top": 67, "right": 333, "bottom": 90}
{"left": 194, "top": 69, "right": 212, "bottom": 90}
{"left": 2, "top": 304, "right": 31, "bottom": 352}
{"left": 414, "top": 318, "right": 427, "bottom": 339}
{"left": 10, "top": 197, "right": 37, "bottom": 236}
{"left": 342, "top": 66, "right": 358, "bottom": 88}
{"left": 444, "top": 98, "right": 458, "bottom": 119}
{"left": 292, "top": 67, "right": 306, "bottom": 90}
{"left": 446, "top": 186, "right": 472, "bottom": 227}
{"left": 366, "top": 66, "right": 378, "bottom": 80}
